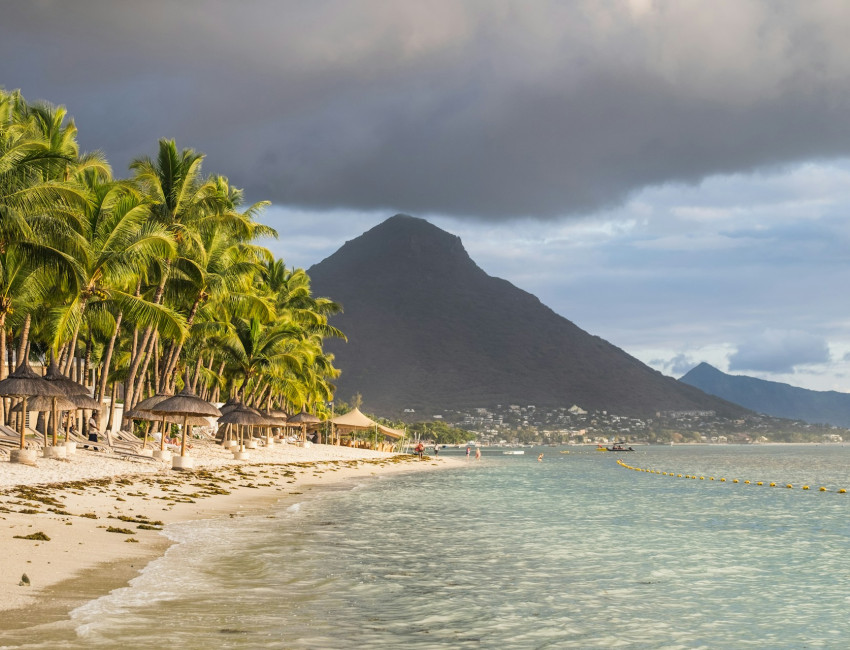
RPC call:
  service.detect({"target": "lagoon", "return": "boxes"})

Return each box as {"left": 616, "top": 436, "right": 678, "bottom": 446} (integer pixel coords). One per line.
{"left": 10, "top": 444, "right": 850, "bottom": 648}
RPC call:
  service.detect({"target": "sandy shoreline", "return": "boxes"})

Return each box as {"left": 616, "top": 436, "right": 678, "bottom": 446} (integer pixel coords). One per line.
{"left": 0, "top": 441, "right": 461, "bottom": 639}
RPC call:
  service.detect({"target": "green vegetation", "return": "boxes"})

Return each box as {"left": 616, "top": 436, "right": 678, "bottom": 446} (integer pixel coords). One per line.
{"left": 407, "top": 421, "right": 475, "bottom": 445}
{"left": 0, "top": 88, "right": 344, "bottom": 429}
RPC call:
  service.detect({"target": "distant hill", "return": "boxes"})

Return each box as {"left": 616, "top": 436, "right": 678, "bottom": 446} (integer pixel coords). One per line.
{"left": 308, "top": 214, "right": 749, "bottom": 418}
{"left": 680, "top": 362, "right": 850, "bottom": 427}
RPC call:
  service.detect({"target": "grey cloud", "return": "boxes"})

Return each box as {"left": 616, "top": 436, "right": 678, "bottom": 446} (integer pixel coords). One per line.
{"left": 728, "top": 330, "right": 831, "bottom": 373}
{"left": 648, "top": 353, "right": 697, "bottom": 377}
{"left": 669, "top": 354, "right": 700, "bottom": 378}
{"left": 5, "top": 1, "right": 850, "bottom": 220}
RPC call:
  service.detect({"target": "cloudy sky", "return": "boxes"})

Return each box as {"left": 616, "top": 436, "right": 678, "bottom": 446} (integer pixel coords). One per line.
{"left": 4, "top": 0, "right": 850, "bottom": 391}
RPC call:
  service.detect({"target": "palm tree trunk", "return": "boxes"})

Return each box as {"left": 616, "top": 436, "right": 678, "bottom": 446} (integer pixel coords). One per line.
{"left": 107, "top": 381, "right": 118, "bottom": 434}
{"left": 191, "top": 353, "right": 204, "bottom": 392}
{"left": 84, "top": 331, "right": 92, "bottom": 387}
{"left": 212, "top": 360, "right": 226, "bottom": 402}
{"left": 96, "top": 311, "right": 122, "bottom": 405}
{"left": 62, "top": 296, "right": 89, "bottom": 374}
{"left": 4, "top": 335, "right": 14, "bottom": 426}
{"left": 132, "top": 332, "right": 159, "bottom": 406}
{"left": 0, "top": 311, "right": 7, "bottom": 381}
{"left": 0, "top": 311, "right": 6, "bottom": 425}
{"left": 124, "top": 275, "right": 166, "bottom": 412}
{"left": 162, "top": 294, "right": 203, "bottom": 390}
{"left": 125, "top": 326, "right": 154, "bottom": 411}
{"left": 153, "top": 340, "right": 161, "bottom": 394}
{"left": 252, "top": 382, "right": 269, "bottom": 408}
{"left": 158, "top": 340, "right": 172, "bottom": 389}
{"left": 16, "top": 314, "right": 31, "bottom": 367}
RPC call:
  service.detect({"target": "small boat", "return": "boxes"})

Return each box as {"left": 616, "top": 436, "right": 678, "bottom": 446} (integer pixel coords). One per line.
{"left": 606, "top": 442, "right": 635, "bottom": 452}
{"left": 502, "top": 450, "right": 525, "bottom": 455}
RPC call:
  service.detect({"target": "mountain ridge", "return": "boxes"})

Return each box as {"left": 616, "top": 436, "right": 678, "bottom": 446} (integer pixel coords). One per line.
{"left": 679, "top": 362, "right": 850, "bottom": 427}
{"left": 308, "top": 215, "right": 749, "bottom": 418}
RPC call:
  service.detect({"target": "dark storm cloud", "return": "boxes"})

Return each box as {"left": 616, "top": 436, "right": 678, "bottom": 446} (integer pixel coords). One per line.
{"left": 4, "top": 1, "right": 850, "bottom": 219}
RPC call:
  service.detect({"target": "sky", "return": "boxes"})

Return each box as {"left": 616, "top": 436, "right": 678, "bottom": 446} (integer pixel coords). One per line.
{"left": 4, "top": 0, "right": 850, "bottom": 392}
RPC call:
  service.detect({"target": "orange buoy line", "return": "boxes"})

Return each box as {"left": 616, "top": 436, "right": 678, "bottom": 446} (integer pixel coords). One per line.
{"left": 615, "top": 459, "right": 847, "bottom": 494}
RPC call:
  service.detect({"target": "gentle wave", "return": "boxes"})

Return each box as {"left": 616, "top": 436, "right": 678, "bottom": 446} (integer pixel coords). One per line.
{"left": 14, "top": 445, "right": 850, "bottom": 648}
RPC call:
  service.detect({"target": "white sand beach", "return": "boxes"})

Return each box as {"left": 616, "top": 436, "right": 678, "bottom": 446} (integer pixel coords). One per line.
{"left": 0, "top": 440, "right": 460, "bottom": 634}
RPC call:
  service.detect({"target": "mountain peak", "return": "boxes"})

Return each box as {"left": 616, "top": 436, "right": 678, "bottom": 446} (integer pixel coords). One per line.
{"left": 680, "top": 362, "right": 722, "bottom": 380}
{"left": 308, "top": 215, "right": 746, "bottom": 417}
{"left": 680, "top": 363, "right": 850, "bottom": 427}
{"left": 314, "top": 214, "right": 475, "bottom": 278}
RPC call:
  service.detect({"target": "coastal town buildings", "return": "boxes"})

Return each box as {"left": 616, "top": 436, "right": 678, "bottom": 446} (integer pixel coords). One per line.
{"left": 418, "top": 404, "right": 848, "bottom": 446}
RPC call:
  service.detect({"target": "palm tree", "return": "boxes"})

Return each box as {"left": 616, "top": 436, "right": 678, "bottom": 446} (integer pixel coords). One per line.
{"left": 157, "top": 174, "right": 276, "bottom": 389}
{"left": 44, "top": 173, "right": 186, "bottom": 424}
{"left": 0, "top": 90, "right": 113, "bottom": 374}
{"left": 2, "top": 92, "right": 348, "bottom": 433}
{"left": 123, "top": 139, "right": 229, "bottom": 410}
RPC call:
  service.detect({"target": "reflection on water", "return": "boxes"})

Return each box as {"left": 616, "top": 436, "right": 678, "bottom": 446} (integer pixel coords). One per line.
{"left": 7, "top": 445, "right": 850, "bottom": 648}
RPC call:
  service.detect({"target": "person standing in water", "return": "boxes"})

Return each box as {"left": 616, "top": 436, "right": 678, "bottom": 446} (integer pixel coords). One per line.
{"left": 466, "top": 446, "right": 470, "bottom": 460}
{"left": 538, "top": 453, "right": 544, "bottom": 462}
{"left": 475, "top": 447, "right": 481, "bottom": 461}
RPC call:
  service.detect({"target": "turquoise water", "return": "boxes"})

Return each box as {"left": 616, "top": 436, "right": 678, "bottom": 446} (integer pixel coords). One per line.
{"left": 10, "top": 445, "right": 850, "bottom": 648}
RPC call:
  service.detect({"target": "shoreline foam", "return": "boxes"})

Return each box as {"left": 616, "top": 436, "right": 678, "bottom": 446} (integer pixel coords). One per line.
{"left": 0, "top": 441, "right": 460, "bottom": 641}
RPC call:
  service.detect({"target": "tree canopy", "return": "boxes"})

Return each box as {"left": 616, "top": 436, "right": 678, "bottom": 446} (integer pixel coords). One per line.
{"left": 0, "top": 88, "right": 344, "bottom": 430}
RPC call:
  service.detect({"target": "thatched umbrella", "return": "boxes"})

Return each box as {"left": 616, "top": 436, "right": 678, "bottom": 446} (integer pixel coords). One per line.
{"left": 128, "top": 410, "right": 210, "bottom": 427}
{"left": 0, "top": 362, "right": 65, "bottom": 456}
{"left": 217, "top": 396, "right": 241, "bottom": 415}
{"left": 127, "top": 392, "right": 173, "bottom": 450}
{"left": 67, "top": 393, "right": 102, "bottom": 410}
{"left": 11, "top": 394, "right": 77, "bottom": 446}
{"left": 223, "top": 401, "right": 261, "bottom": 416}
{"left": 287, "top": 409, "right": 322, "bottom": 443}
{"left": 43, "top": 361, "right": 98, "bottom": 445}
{"left": 260, "top": 410, "right": 288, "bottom": 424}
{"left": 213, "top": 401, "right": 251, "bottom": 446}
{"left": 126, "top": 408, "right": 209, "bottom": 450}
{"left": 218, "top": 407, "right": 267, "bottom": 453}
{"left": 63, "top": 394, "right": 104, "bottom": 447}
{"left": 258, "top": 410, "right": 287, "bottom": 445}
{"left": 10, "top": 394, "right": 76, "bottom": 412}
{"left": 43, "top": 360, "right": 89, "bottom": 396}
{"left": 152, "top": 386, "right": 221, "bottom": 468}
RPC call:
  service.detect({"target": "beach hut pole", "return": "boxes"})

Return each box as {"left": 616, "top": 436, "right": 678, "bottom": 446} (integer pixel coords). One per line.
{"left": 51, "top": 398, "right": 58, "bottom": 446}
{"left": 18, "top": 396, "right": 28, "bottom": 449}
{"left": 141, "top": 421, "right": 150, "bottom": 451}
{"left": 180, "top": 414, "right": 189, "bottom": 457}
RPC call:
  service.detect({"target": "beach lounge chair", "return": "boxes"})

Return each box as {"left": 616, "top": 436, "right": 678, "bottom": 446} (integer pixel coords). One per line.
{"left": 0, "top": 436, "right": 18, "bottom": 455}
{"left": 109, "top": 429, "right": 147, "bottom": 452}
{"left": 0, "top": 424, "right": 42, "bottom": 450}
{"left": 65, "top": 428, "right": 110, "bottom": 452}
{"left": 66, "top": 428, "right": 158, "bottom": 462}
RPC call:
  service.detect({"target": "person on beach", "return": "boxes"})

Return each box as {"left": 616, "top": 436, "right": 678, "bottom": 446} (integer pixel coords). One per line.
{"left": 434, "top": 444, "right": 439, "bottom": 456}
{"left": 415, "top": 441, "right": 424, "bottom": 460}
{"left": 475, "top": 447, "right": 481, "bottom": 461}
{"left": 84, "top": 412, "right": 100, "bottom": 449}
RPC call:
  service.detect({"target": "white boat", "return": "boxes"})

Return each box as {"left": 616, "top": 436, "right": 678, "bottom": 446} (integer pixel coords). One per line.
{"left": 502, "top": 450, "right": 525, "bottom": 455}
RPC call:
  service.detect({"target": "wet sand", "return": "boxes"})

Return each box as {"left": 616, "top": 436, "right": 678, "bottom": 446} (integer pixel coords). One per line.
{"left": 0, "top": 441, "right": 458, "bottom": 640}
